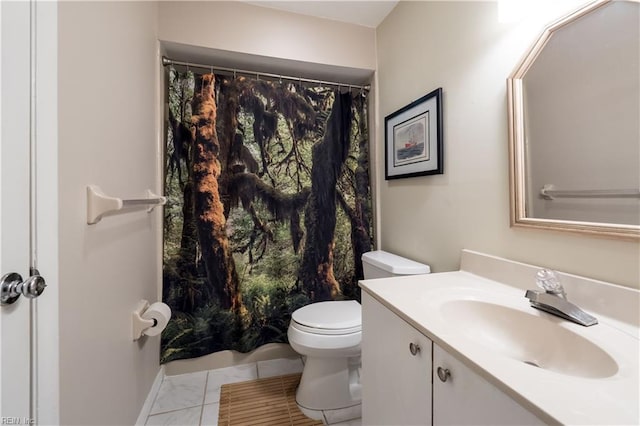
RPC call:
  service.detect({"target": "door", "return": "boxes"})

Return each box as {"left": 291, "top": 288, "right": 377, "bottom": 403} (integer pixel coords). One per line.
{"left": 1, "top": 1, "right": 48, "bottom": 422}
{"left": 361, "top": 292, "right": 433, "bottom": 425}
{"left": 433, "top": 344, "right": 542, "bottom": 425}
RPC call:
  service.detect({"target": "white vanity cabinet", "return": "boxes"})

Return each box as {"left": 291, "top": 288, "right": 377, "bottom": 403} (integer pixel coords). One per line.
{"left": 361, "top": 292, "right": 433, "bottom": 425}
{"left": 433, "top": 344, "right": 543, "bottom": 425}
{"left": 362, "top": 292, "right": 542, "bottom": 425}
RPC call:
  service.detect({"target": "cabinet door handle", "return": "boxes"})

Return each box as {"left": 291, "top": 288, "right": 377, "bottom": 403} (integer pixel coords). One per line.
{"left": 409, "top": 342, "right": 421, "bottom": 356}
{"left": 437, "top": 366, "right": 451, "bottom": 382}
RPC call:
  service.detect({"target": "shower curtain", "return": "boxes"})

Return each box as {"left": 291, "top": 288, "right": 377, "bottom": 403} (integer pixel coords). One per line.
{"left": 162, "top": 67, "right": 373, "bottom": 363}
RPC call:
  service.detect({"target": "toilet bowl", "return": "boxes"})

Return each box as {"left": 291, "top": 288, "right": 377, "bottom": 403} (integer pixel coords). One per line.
{"left": 288, "top": 300, "right": 362, "bottom": 418}
{"left": 287, "top": 250, "right": 431, "bottom": 422}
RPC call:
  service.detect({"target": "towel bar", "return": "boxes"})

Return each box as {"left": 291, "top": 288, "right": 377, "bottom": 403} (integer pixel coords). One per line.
{"left": 86, "top": 185, "right": 166, "bottom": 224}
{"left": 540, "top": 184, "right": 640, "bottom": 200}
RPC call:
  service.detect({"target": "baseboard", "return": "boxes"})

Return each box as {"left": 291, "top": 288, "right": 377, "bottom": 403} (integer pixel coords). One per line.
{"left": 135, "top": 367, "right": 164, "bottom": 425}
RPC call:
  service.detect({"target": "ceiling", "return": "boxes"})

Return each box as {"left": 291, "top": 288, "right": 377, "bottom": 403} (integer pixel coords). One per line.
{"left": 243, "top": 1, "right": 399, "bottom": 28}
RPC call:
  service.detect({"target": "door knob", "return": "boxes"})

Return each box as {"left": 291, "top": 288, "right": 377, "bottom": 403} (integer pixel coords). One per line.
{"left": 437, "top": 366, "right": 451, "bottom": 382}
{"left": 1, "top": 272, "right": 47, "bottom": 305}
{"left": 409, "top": 342, "right": 421, "bottom": 356}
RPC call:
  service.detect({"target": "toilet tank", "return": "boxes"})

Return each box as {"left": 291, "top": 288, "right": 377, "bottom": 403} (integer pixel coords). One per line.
{"left": 361, "top": 250, "right": 430, "bottom": 279}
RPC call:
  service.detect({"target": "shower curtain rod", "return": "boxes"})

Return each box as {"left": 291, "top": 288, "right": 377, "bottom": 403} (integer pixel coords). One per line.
{"left": 162, "top": 56, "right": 371, "bottom": 92}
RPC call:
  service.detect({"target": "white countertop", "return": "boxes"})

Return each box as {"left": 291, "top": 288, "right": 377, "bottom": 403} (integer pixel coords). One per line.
{"left": 359, "top": 251, "right": 640, "bottom": 425}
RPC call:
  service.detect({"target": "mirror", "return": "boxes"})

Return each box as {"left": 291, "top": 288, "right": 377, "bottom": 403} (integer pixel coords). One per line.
{"left": 508, "top": 0, "right": 640, "bottom": 239}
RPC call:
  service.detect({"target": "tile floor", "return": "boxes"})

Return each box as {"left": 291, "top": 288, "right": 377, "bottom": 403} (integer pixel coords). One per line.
{"left": 144, "top": 356, "right": 362, "bottom": 426}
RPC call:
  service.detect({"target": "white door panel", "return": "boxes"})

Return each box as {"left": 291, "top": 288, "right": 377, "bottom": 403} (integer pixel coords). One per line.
{"left": 32, "top": 2, "right": 59, "bottom": 423}
{"left": 1, "top": 0, "right": 36, "bottom": 420}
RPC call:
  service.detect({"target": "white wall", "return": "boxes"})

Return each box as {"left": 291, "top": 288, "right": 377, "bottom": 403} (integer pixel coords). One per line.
{"left": 58, "top": 2, "right": 161, "bottom": 424}
{"left": 158, "top": 1, "right": 376, "bottom": 74}
{"left": 376, "top": 1, "right": 640, "bottom": 289}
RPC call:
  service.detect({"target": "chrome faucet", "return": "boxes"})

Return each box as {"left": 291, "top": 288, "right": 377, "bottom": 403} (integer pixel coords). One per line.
{"left": 525, "top": 269, "right": 598, "bottom": 327}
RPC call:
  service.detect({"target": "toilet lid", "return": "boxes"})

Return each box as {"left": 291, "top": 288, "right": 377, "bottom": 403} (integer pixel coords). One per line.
{"left": 291, "top": 301, "right": 361, "bottom": 334}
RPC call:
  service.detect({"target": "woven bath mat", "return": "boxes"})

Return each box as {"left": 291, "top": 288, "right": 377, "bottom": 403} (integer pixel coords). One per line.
{"left": 218, "top": 373, "right": 324, "bottom": 425}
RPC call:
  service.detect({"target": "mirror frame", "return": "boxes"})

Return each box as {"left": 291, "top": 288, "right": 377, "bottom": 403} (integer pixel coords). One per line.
{"left": 507, "top": 0, "right": 640, "bottom": 240}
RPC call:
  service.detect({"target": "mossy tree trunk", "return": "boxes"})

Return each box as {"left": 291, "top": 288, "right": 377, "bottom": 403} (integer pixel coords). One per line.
{"left": 191, "top": 73, "right": 241, "bottom": 311}
{"left": 167, "top": 107, "right": 204, "bottom": 311}
{"left": 300, "top": 92, "right": 353, "bottom": 301}
{"left": 352, "top": 95, "right": 373, "bottom": 280}
{"left": 217, "top": 77, "right": 243, "bottom": 219}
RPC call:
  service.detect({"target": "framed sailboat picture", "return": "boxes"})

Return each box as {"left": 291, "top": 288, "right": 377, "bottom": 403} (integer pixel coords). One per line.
{"left": 385, "top": 88, "right": 443, "bottom": 179}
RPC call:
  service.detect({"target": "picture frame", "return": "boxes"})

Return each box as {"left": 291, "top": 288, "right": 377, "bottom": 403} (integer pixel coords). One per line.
{"left": 385, "top": 88, "right": 443, "bottom": 180}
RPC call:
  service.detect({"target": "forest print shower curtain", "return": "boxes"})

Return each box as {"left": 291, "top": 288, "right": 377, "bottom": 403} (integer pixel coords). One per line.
{"left": 162, "top": 67, "right": 372, "bottom": 363}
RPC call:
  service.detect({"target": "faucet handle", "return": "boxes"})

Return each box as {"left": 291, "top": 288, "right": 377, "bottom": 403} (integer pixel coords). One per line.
{"left": 535, "top": 269, "right": 566, "bottom": 297}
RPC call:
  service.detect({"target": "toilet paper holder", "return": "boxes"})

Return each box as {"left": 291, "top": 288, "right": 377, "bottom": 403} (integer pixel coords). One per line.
{"left": 132, "top": 300, "right": 167, "bottom": 341}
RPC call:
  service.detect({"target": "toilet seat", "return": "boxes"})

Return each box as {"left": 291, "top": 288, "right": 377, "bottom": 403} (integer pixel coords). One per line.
{"left": 291, "top": 321, "right": 361, "bottom": 335}
{"left": 291, "top": 301, "right": 361, "bottom": 335}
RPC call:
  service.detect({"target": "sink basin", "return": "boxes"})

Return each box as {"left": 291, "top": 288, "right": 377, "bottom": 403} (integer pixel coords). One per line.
{"left": 440, "top": 299, "right": 619, "bottom": 379}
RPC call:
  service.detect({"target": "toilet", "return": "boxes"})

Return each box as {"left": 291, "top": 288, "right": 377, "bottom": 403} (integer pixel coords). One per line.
{"left": 287, "top": 250, "right": 430, "bottom": 421}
